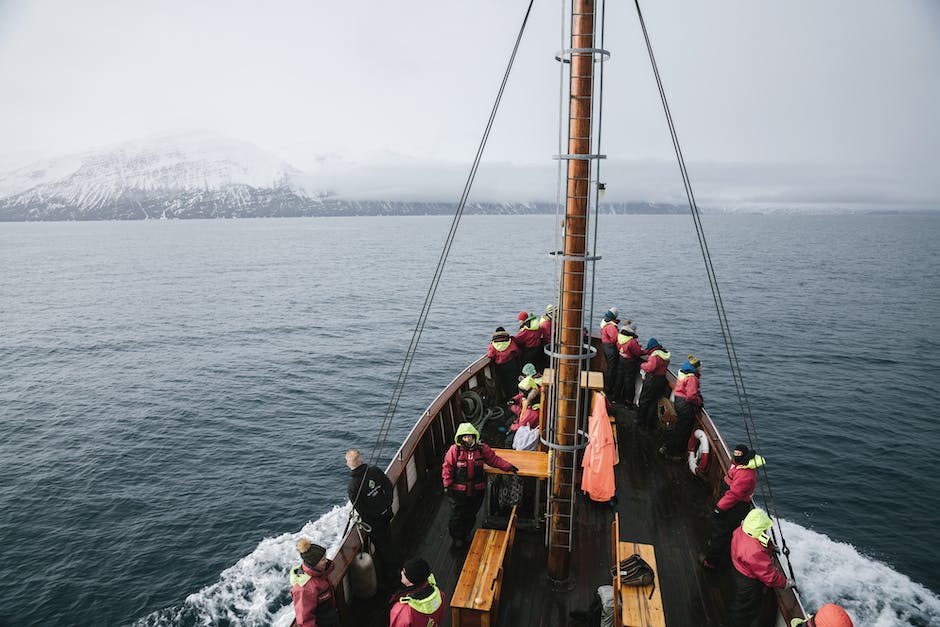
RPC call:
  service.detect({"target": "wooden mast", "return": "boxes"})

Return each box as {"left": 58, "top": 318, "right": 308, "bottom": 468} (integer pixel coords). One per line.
{"left": 548, "top": 0, "right": 597, "bottom": 581}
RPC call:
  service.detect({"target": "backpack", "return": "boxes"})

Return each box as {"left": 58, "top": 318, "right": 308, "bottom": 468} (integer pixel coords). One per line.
{"left": 611, "top": 553, "right": 656, "bottom": 599}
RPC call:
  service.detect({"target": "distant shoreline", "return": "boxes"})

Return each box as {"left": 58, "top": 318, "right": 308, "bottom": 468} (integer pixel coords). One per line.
{"left": 1, "top": 199, "right": 936, "bottom": 222}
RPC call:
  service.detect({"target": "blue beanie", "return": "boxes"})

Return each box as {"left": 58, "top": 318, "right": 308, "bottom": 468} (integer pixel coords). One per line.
{"left": 646, "top": 337, "right": 661, "bottom": 350}
{"left": 680, "top": 360, "right": 697, "bottom": 373}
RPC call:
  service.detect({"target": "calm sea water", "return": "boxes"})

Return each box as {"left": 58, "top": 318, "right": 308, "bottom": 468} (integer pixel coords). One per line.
{"left": 1, "top": 214, "right": 939, "bottom": 626}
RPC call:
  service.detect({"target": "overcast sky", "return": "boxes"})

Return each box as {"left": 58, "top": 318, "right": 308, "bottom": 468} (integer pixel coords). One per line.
{"left": 1, "top": 0, "right": 938, "bottom": 207}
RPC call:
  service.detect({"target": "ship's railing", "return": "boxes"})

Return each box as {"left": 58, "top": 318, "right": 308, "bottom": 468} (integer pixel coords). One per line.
{"left": 595, "top": 340, "right": 806, "bottom": 624}
{"left": 326, "top": 355, "right": 494, "bottom": 617}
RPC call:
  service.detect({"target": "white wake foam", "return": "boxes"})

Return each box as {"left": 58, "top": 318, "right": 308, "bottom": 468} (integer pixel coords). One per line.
{"left": 138, "top": 508, "right": 940, "bottom": 626}
{"left": 135, "top": 504, "right": 353, "bottom": 627}
{"left": 785, "top": 520, "right": 940, "bottom": 626}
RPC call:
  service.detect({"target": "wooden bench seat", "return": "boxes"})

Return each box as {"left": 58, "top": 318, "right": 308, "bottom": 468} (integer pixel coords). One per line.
{"left": 451, "top": 505, "right": 518, "bottom": 627}
{"left": 612, "top": 513, "right": 665, "bottom": 627}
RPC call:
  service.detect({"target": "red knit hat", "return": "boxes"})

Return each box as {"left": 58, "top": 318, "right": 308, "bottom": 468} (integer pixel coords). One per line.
{"left": 517, "top": 311, "right": 529, "bottom": 321}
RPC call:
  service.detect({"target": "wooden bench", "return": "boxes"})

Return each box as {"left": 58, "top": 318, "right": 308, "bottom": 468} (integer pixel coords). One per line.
{"left": 451, "top": 505, "right": 518, "bottom": 627}
{"left": 611, "top": 513, "right": 665, "bottom": 627}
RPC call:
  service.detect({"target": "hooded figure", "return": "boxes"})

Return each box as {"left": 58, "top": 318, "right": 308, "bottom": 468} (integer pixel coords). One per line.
{"left": 487, "top": 327, "right": 521, "bottom": 402}
{"left": 614, "top": 323, "right": 643, "bottom": 405}
{"left": 441, "top": 423, "right": 517, "bottom": 547}
{"left": 539, "top": 304, "right": 555, "bottom": 371}
{"left": 389, "top": 557, "right": 448, "bottom": 627}
{"left": 600, "top": 308, "right": 621, "bottom": 397}
{"left": 703, "top": 444, "right": 767, "bottom": 568}
{"left": 290, "top": 538, "right": 339, "bottom": 627}
{"left": 637, "top": 339, "right": 671, "bottom": 429}
{"left": 726, "top": 509, "right": 788, "bottom": 627}
{"left": 516, "top": 312, "right": 544, "bottom": 371}
{"left": 661, "top": 355, "right": 702, "bottom": 458}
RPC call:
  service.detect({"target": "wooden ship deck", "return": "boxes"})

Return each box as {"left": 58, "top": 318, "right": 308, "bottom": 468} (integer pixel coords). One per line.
{"left": 336, "top": 382, "right": 791, "bottom": 626}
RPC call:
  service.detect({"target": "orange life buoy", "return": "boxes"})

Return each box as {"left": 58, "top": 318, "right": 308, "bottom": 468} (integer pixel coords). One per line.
{"left": 687, "top": 428, "right": 710, "bottom": 476}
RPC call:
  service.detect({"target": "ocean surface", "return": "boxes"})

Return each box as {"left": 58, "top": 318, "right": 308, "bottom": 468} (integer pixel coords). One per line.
{"left": 1, "top": 214, "right": 939, "bottom": 627}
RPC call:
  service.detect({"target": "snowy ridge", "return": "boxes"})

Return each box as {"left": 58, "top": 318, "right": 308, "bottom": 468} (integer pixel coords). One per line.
{"left": 0, "top": 132, "right": 318, "bottom": 220}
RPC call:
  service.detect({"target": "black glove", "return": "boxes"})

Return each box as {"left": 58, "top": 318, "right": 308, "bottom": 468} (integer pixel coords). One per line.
{"left": 509, "top": 465, "right": 520, "bottom": 474}
{"left": 711, "top": 506, "right": 722, "bottom": 518}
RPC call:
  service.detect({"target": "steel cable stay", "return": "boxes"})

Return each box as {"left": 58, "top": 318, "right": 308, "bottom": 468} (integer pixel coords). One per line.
{"left": 342, "top": 0, "right": 536, "bottom": 538}
{"left": 631, "top": 0, "right": 796, "bottom": 581}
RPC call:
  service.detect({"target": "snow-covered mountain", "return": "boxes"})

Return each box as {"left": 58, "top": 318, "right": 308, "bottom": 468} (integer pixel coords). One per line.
{"left": 0, "top": 132, "right": 325, "bottom": 220}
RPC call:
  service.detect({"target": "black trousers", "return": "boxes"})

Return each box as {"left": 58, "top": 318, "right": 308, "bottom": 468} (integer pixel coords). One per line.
{"left": 665, "top": 397, "right": 698, "bottom": 455}
{"left": 448, "top": 490, "right": 485, "bottom": 541}
{"left": 603, "top": 344, "right": 619, "bottom": 395}
{"left": 494, "top": 358, "right": 520, "bottom": 403}
{"left": 616, "top": 356, "right": 640, "bottom": 405}
{"left": 362, "top": 514, "right": 400, "bottom": 584}
{"left": 637, "top": 374, "right": 667, "bottom": 428}
{"left": 704, "top": 501, "right": 752, "bottom": 565}
{"left": 727, "top": 569, "right": 769, "bottom": 627}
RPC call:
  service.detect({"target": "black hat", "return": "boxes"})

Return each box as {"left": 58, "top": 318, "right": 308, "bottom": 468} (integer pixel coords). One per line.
{"left": 297, "top": 538, "right": 326, "bottom": 567}
{"left": 732, "top": 444, "right": 753, "bottom": 464}
{"left": 403, "top": 557, "right": 431, "bottom": 584}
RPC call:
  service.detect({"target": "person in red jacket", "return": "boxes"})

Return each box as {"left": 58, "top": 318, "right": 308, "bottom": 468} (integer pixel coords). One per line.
{"left": 637, "top": 338, "right": 670, "bottom": 429}
{"left": 389, "top": 557, "right": 447, "bottom": 627}
{"left": 442, "top": 422, "right": 517, "bottom": 548}
{"left": 487, "top": 326, "right": 521, "bottom": 403}
{"left": 614, "top": 323, "right": 642, "bottom": 406}
{"left": 703, "top": 444, "right": 766, "bottom": 568}
{"left": 660, "top": 355, "right": 702, "bottom": 459}
{"left": 511, "top": 399, "right": 540, "bottom": 432}
{"left": 539, "top": 304, "right": 555, "bottom": 370}
{"left": 600, "top": 307, "right": 620, "bottom": 396}
{"left": 290, "top": 538, "right": 340, "bottom": 627}
{"left": 727, "top": 509, "right": 788, "bottom": 627}
{"left": 515, "top": 311, "right": 543, "bottom": 373}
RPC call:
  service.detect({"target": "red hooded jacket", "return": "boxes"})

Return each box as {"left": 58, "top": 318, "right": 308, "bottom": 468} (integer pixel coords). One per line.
{"left": 673, "top": 372, "right": 702, "bottom": 406}
{"left": 640, "top": 350, "right": 670, "bottom": 376}
{"left": 291, "top": 561, "right": 336, "bottom": 627}
{"left": 716, "top": 456, "right": 764, "bottom": 511}
{"left": 600, "top": 321, "right": 619, "bottom": 345}
{"left": 487, "top": 337, "right": 521, "bottom": 364}
{"left": 388, "top": 581, "right": 447, "bottom": 627}
{"left": 515, "top": 325, "right": 542, "bottom": 349}
{"left": 731, "top": 526, "right": 787, "bottom": 589}
{"left": 617, "top": 336, "right": 643, "bottom": 360}
{"left": 442, "top": 441, "right": 513, "bottom": 492}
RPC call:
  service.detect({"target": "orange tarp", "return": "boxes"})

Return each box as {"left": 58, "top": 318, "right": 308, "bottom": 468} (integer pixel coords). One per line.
{"left": 581, "top": 391, "right": 616, "bottom": 502}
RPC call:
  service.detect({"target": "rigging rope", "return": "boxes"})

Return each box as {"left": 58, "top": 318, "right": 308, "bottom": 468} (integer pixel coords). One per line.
{"left": 631, "top": 0, "right": 796, "bottom": 581}
{"left": 343, "top": 0, "right": 536, "bottom": 537}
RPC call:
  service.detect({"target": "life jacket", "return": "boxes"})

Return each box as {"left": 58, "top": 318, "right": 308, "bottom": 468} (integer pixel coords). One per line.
{"left": 518, "top": 374, "right": 542, "bottom": 393}
{"left": 491, "top": 339, "right": 511, "bottom": 351}
{"left": 398, "top": 575, "right": 444, "bottom": 615}
{"left": 291, "top": 563, "right": 339, "bottom": 626}
{"left": 453, "top": 446, "right": 487, "bottom": 491}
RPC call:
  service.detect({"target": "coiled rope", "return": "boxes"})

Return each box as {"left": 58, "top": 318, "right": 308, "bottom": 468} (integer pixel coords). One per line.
{"left": 631, "top": 0, "right": 795, "bottom": 581}
{"left": 343, "top": 0, "right": 536, "bottom": 537}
